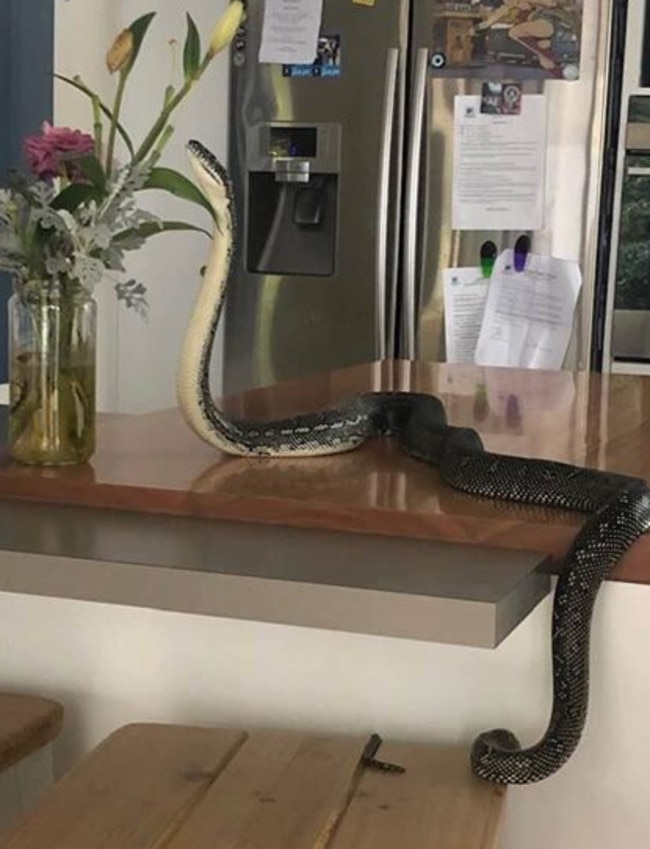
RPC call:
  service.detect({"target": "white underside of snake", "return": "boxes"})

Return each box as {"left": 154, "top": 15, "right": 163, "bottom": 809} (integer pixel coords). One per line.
{"left": 177, "top": 140, "right": 650, "bottom": 785}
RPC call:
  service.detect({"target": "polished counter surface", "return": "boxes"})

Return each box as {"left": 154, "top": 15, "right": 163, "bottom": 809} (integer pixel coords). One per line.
{"left": 0, "top": 360, "right": 647, "bottom": 583}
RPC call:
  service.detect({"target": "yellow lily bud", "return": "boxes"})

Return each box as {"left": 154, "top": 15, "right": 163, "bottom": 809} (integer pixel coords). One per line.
{"left": 106, "top": 29, "right": 135, "bottom": 74}
{"left": 207, "top": 1, "right": 245, "bottom": 57}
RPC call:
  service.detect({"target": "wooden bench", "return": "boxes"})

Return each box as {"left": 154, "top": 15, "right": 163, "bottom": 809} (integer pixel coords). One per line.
{"left": 0, "top": 693, "right": 63, "bottom": 833}
{"left": 0, "top": 723, "right": 506, "bottom": 848}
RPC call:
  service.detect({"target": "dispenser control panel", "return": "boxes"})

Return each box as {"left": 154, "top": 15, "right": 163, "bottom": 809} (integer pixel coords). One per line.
{"left": 247, "top": 123, "right": 342, "bottom": 175}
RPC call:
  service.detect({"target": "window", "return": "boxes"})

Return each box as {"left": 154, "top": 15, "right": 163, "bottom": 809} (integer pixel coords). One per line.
{"left": 0, "top": 0, "right": 54, "bottom": 381}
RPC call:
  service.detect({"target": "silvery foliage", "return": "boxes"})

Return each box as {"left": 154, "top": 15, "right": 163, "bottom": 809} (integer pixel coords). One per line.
{"left": 0, "top": 189, "right": 25, "bottom": 276}
{"left": 0, "top": 162, "right": 160, "bottom": 314}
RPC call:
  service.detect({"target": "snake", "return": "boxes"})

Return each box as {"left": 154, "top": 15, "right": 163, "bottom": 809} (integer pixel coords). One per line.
{"left": 177, "top": 139, "right": 650, "bottom": 785}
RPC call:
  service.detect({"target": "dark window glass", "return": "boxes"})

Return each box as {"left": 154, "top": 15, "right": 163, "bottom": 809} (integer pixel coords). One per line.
{"left": 0, "top": 0, "right": 54, "bottom": 382}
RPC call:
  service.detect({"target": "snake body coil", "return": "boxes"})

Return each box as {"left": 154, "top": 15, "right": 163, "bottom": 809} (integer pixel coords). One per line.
{"left": 178, "top": 140, "right": 650, "bottom": 785}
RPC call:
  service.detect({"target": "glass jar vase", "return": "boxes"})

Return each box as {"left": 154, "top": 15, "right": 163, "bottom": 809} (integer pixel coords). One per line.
{"left": 8, "top": 284, "right": 97, "bottom": 465}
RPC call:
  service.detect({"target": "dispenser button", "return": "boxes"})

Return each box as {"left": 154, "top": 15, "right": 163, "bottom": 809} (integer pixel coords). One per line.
{"left": 275, "top": 159, "right": 310, "bottom": 172}
{"left": 274, "top": 159, "right": 311, "bottom": 183}
{"left": 275, "top": 171, "right": 310, "bottom": 183}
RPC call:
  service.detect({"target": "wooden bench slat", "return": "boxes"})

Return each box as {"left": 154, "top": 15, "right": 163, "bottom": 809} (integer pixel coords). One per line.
{"left": 0, "top": 694, "right": 63, "bottom": 774}
{"left": 0, "top": 723, "right": 246, "bottom": 849}
{"left": 165, "top": 731, "right": 368, "bottom": 849}
{"left": 329, "top": 741, "right": 505, "bottom": 849}
{"left": 0, "top": 724, "right": 506, "bottom": 849}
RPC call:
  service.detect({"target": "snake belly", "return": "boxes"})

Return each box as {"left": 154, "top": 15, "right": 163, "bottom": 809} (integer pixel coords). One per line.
{"left": 177, "top": 139, "right": 650, "bottom": 785}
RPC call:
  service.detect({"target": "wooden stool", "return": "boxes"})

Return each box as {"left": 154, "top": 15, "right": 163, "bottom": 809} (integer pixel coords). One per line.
{"left": 0, "top": 693, "right": 63, "bottom": 833}
{"left": 0, "top": 723, "right": 505, "bottom": 848}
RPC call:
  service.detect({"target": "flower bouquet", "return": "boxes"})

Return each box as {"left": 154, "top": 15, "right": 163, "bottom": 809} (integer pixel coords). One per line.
{"left": 0, "top": 2, "right": 243, "bottom": 465}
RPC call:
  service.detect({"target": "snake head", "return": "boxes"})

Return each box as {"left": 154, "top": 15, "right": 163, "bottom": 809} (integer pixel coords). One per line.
{"left": 186, "top": 139, "right": 233, "bottom": 226}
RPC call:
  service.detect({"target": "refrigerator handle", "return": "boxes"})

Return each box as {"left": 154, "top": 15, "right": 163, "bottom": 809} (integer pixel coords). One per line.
{"left": 403, "top": 48, "right": 428, "bottom": 360}
{"left": 376, "top": 47, "right": 400, "bottom": 361}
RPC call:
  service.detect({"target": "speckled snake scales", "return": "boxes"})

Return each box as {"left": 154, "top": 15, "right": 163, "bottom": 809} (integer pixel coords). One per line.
{"left": 176, "top": 140, "right": 650, "bottom": 785}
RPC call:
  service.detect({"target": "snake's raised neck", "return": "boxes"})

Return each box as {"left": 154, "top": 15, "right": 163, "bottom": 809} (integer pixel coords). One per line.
{"left": 176, "top": 140, "right": 251, "bottom": 455}
{"left": 176, "top": 139, "right": 376, "bottom": 458}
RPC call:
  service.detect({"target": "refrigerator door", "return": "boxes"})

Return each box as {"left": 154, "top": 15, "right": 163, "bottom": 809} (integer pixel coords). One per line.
{"left": 406, "top": 0, "right": 613, "bottom": 371}
{"left": 224, "top": 0, "right": 408, "bottom": 393}
{"left": 611, "top": 109, "right": 650, "bottom": 362}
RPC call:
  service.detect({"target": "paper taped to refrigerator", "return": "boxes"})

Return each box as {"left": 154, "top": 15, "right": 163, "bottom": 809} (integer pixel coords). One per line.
{"left": 443, "top": 268, "right": 489, "bottom": 364}
{"left": 474, "top": 249, "right": 582, "bottom": 370}
{"left": 259, "top": 0, "right": 323, "bottom": 65}
{"left": 452, "top": 95, "right": 547, "bottom": 231}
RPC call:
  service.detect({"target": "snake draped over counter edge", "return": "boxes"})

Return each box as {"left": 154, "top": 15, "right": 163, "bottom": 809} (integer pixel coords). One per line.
{"left": 176, "top": 139, "right": 650, "bottom": 786}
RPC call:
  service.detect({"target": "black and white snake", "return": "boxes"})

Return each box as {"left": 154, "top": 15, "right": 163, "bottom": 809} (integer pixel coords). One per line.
{"left": 177, "top": 139, "right": 650, "bottom": 785}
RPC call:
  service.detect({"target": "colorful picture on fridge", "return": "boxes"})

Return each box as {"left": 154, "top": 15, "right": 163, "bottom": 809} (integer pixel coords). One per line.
{"left": 430, "top": 1, "right": 582, "bottom": 80}
{"left": 282, "top": 35, "right": 341, "bottom": 78}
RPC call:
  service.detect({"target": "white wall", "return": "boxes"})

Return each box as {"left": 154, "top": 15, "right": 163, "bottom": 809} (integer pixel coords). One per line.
{"left": 0, "top": 579, "right": 649, "bottom": 848}
{"left": 54, "top": 0, "right": 230, "bottom": 412}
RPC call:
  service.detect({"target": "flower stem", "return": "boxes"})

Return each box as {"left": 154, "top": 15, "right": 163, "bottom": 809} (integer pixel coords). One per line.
{"left": 132, "top": 80, "right": 191, "bottom": 164}
{"left": 106, "top": 68, "right": 129, "bottom": 175}
{"left": 132, "top": 53, "right": 211, "bottom": 165}
{"left": 150, "top": 124, "right": 175, "bottom": 166}
{"left": 91, "top": 92, "right": 103, "bottom": 157}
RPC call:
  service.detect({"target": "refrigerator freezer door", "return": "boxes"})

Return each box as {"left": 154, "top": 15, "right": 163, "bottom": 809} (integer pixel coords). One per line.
{"left": 408, "top": 0, "right": 613, "bottom": 371}
{"left": 225, "top": 0, "right": 408, "bottom": 393}
{"left": 611, "top": 143, "right": 650, "bottom": 362}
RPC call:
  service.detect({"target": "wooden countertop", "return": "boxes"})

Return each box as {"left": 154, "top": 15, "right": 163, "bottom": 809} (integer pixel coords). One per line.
{"left": 0, "top": 360, "right": 648, "bottom": 584}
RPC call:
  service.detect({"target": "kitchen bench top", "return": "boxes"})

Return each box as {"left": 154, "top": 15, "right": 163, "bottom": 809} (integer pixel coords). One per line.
{"left": 0, "top": 360, "right": 646, "bottom": 645}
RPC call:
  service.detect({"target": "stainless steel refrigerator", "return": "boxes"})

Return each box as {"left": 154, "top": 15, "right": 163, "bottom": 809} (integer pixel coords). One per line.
{"left": 224, "top": 0, "right": 623, "bottom": 394}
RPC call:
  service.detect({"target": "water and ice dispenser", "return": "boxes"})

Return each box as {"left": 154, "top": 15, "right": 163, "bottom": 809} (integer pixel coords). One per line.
{"left": 245, "top": 123, "right": 341, "bottom": 277}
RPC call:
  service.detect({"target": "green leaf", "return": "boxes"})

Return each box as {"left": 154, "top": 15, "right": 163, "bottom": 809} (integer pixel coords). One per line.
{"left": 51, "top": 184, "right": 104, "bottom": 212}
{"left": 125, "top": 12, "right": 157, "bottom": 73}
{"left": 115, "top": 220, "right": 211, "bottom": 242}
{"left": 54, "top": 74, "right": 135, "bottom": 157}
{"left": 183, "top": 14, "right": 201, "bottom": 82}
{"left": 143, "top": 167, "right": 216, "bottom": 222}
{"left": 74, "top": 154, "right": 106, "bottom": 190}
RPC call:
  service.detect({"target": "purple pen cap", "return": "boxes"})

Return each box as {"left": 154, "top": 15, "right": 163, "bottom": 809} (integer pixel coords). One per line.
{"left": 514, "top": 235, "right": 530, "bottom": 272}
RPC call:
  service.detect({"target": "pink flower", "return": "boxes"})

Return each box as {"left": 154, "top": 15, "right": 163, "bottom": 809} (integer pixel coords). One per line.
{"left": 24, "top": 122, "right": 95, "bottom": 180}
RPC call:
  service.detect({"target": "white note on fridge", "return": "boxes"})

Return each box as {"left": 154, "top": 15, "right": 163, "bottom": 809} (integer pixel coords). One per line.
{"left": 474, "top": 249, "right": 582, "bottom": 370}
{"left": 259, "top": 0, "right": 323, "bottom": 64}
{"left": 443, "top": 268, "right": 489, "bottom": 364}
{"left": 452, "top": 95, "right": 546, "bottom": 231}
